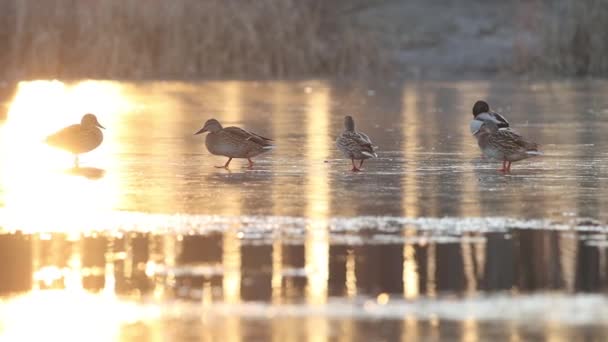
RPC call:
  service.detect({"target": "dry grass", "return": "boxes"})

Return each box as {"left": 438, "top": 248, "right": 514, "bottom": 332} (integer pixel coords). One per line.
{"left": 0, "top": 0, "right": 387, "bottom": 80}
{"left": 542, "top": 1, "right": 608, "bottom": 76}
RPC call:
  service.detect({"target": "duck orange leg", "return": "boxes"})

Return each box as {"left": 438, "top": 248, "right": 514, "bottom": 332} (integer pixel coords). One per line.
{"left": 506, "top": 161, "right": 512, "bottom": 172}
{"left": 351, "top": 159, "right": 361, "bottom": 172}
{"left": 216, "top": 158, "right": 232, "bottom": 169}
{"left": 247, "top": 158, "right": 254, "bottom": 169}
{"left": 359, "top": 159, "right": 365, "bottom": 169}
{"left": 499, "top": 160, "right": 507, "bottom": 172}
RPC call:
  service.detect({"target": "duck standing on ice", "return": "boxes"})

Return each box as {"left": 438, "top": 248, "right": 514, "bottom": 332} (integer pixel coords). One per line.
{"left": 45, "top": 113, "right": 105, "bottom": 168}
{"left": 473, "top": 120, "right": 541, "bottom": 172}
{"left": 194, "top": 118, "right": 274, "bottom": 169}
{"left": 336, "top": 115, "right": 377, "bottom": 172}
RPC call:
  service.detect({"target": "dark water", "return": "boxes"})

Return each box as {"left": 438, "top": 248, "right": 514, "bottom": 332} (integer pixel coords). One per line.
{"left": 1, "top": 79, "right": 608, "bottom": 340}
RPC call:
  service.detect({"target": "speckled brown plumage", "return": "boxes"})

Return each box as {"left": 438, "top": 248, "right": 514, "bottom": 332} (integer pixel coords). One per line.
{"left": 475, "top": 120, "right": 541, "bottom": 172}
{"left": 335, "top": 116, "right": 377, "bottom": 172}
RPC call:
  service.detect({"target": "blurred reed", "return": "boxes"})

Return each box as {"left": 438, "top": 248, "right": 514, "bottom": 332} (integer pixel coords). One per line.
{"left": 0, "top": 0, "right": 387, "bottom": 79}
{"left": 542, "top": 1, "right": 608, "bottom": 76}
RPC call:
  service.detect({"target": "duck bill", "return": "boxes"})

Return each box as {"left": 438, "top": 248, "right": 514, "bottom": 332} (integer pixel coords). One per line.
{"left": 96, "top": 122, "right": 106, "bottom": 129}
{"left": 194, "top": 127, "right": 207, "bottom": 135}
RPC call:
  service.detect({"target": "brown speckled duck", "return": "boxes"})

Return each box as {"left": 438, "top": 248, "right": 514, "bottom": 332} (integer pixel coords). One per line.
{"left": 45, "top": 113, "right": 105, "bottom": 167}
{"left": 474, "top": 120, "right": 541, "bottom": 172}
{"left": 335, "top": 116, "right": 377, "bottom": 172}
{"left": 194, "top": 118, "right": 274, "bottom": 169}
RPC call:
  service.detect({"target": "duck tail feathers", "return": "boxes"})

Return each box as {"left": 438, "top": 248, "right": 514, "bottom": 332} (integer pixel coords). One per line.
{"left": 362, "top": 151, "right": 377, "bottom": 158}
{"left": 526, "top": 150, "right": 543, "bottom": 156}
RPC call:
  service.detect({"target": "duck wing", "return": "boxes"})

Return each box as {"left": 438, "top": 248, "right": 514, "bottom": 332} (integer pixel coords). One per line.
{"left": 337, "top": 131, "right": 377, "bottom": 157}
{"left": 357, "top": 131, "right": 377, "bottom": 148}
{"left": 497, "top": 129, "right": 539, "bottom": 151}
{"left": 477, "top": 111, "right": 510, "bottom": 128}
{"left": 224, "top": 126, "right": 274, "bottom": 147}
{"left": 490, "top": 129, "right": 538, "bottom": 153}
{"left": 45, "top": 124, "right": 82, "bottom": 148}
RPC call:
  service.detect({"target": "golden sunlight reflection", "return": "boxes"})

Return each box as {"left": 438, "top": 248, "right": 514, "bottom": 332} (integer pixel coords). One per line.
{"left": 305, "top": 85, "right": 330, "bottom": 304}
{"left": 345, "top": 249, "right": 357, "bottom": 298}
{"left": 307, "top": 317, "right": 329, "bottom": 342}
{"left": 462, "top": 318, "right": 479, "bottom": 342}
{"left": 0, "top": 80, "right": 130, "bottom": 232}
{"left": 427, "top": 243, "right": 437, "bottom": 298}
{"left": 402, "top": 315, "right": 419, "bottom": 342}
{"left": 401, "top": 85, "right": 420, "bottom": 218}
{"left": 0, "top": 291, "right": 149, "bottom": 342}
{"left": 401, "top": 86, "right": 420, "bottom": 300}
{"left": 220, "top": 83, "right": 243, "bottom": 304}
{"left": 403, "top": 237, "right": 419, "bottom": 299}
{"left": 271, "top": 239, "right": 283, "bottom": 302}
{"left": 223, "top": 227, "right": 242, "bottom": 304}
{"left": 0, "top": 79, "right": 605, "bottom": 341}
{"left": 270, "top": 83, "right": 288, "bottom": 303}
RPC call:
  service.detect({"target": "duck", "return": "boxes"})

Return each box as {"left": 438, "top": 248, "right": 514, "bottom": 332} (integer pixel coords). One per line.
{"left": 335, "top": 115, "right": 377, "bottom": 172}
{"left": 469, "top": 100, "right": 510, "bottom": 135}
{"left": 45, "top": 113, "right": 105, "bottom": 167}
{"left": 474, "top": 120, "right": 541, "bottom": 172}
{"left": 194, "top": 118, "right": 274, "bottom": 169}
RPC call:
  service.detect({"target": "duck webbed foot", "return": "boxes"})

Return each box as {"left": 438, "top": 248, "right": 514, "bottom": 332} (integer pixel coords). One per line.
{"left": 215, "top": 158, "right": 232, "bottom": 169}
{"left": 351, "top": 159, "right": 361, "bottom": 172}
{"left": 498, "top": 160, "right": 510, "bottom": 173}
{"left": 245, "top": 158, "right": 254, "bottom": 169}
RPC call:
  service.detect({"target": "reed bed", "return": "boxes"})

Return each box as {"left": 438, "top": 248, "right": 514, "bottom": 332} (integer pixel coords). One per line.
{"left": 541, "top": 0, "right": 608, "bottom": 76}
{"left": 2, "top": 0, "right": 606, "bottom": 79}
{"left": 0, "top": 0, "right": 386, "bottom": 79}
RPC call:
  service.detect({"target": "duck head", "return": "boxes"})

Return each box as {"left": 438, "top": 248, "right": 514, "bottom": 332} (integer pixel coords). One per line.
{"left": 194, "top": 118, "right": 223, "bottom": 135}
{"left": 472, "top": 100, "right": 490, "bottom": 117}
{"left": 344, "top": 115, "right": 355, "bottom": 132}
{"left": 81, "top": 113, "right": 105, "bottom": 129}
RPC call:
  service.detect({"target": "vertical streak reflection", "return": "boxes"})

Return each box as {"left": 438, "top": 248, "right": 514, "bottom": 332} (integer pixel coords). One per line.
{"left": 271, "top": 83, "right": 288, "bottom": 303}
{"left": 427, "top": 243, "right": 436, "bottom": 298}
{"left": 272, "top": 239, "right": 283, "bottom": 303}
{"left": 461, "top": 318, "right": 479, "bottom": 342}
{"left": 401, "top": 315, "right": 419, "bottom": 342}
{"left": 221, "top": 82, "right": 244, "bottom": 304}
{"left": 461, "top": 239, "right": 478, "bottom": 295}
{"left": 304, "top": 84, "right": 330, "bottom": 306}
{"left": 401, "top": 85, "right": 421, "bottom": 302}
{"left": 401, "top": 85, "right": 420, "bottom": 218}
{"left": 345, "top": 249, "right": 357, "bottom": 298}
{"left": 403, "top": 235, "right": 419, "bottom": 299}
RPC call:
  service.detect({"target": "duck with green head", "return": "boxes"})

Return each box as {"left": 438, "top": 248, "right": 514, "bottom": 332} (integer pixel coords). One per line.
{"left": 469, "top": 100, "right": 510, "bottom": 135}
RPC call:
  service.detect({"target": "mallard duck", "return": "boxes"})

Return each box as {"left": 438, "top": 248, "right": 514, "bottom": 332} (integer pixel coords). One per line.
{"left": 335, "top": 116, "right": 377, "bottom": 172}
{"left": 194, "top": 118, "right": 274, "bottom": 169}
{"left": 46, "top": 113, "right": 105, "bottom": 167}
{"left": 469, "top": 100, "right": 510, "bottom": 135}
{"left": 474, "top": 120, "right": 541, "bottom": 172}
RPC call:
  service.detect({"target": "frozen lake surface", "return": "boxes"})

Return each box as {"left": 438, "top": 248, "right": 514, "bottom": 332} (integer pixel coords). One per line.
{"left": 1, "top": 79, "right": 608, "bottom": 340}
